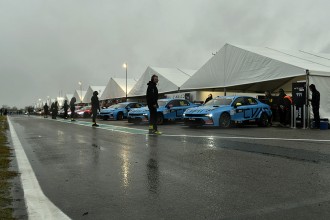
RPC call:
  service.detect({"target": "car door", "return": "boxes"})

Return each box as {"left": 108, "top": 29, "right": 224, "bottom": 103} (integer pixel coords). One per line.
{"left": 231, "top": 97, "right": 252, "bottom": 121}
{"left": 166, "top": 100, "right": 180, "bottom": 119}
{"left": 177, "top": 100, "right": 190, "bottom": 118}
{"left": 245, "top": 97, "right": 262, "bottom": 119}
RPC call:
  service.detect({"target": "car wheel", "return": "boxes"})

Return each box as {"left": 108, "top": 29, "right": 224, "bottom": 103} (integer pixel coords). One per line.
{"left": 157, "top": 113, "right": 164, "bottom": 125}
{"left": 258, "top": 112, "right": 268, "bottom": 127}
{"left": 117, "top": 112, "right": 124, "bottom": 120}
{"left": 219, "top": 112, "right": 231, "bottom": 128}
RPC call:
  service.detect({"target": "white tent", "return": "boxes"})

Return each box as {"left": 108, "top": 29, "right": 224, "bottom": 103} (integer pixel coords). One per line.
{"left": 65, "top": 94, "right": 73, "bottom": 101}
{"left": 181, "top": 43, "right": 330, "bottom": 119}
{"left": 100, "top": 78, "right": 137, "bottom": 100}
{"left": 73, "top": 90, "right": 87, "bottom": 103}
{"left": 128, "top": 66, "right": 196, "bottom": 97}
{"left": 83, "top": 86, "right": 106, "bottom": 103}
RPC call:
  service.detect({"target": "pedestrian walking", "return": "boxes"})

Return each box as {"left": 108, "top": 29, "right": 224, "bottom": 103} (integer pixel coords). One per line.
{"left": 205, "top": 94, "right": 213, "bottom": 104}
{"left": 91, "top": 91, "right": 101, "bottom": 127}
{"left": 264, "top": 90, "right": 275, "bottom": 125}
{"left": 146, "top": 75, "right": 161, "bottom": 135}
{"left": 63, "top": 100, "right": 69, "bottom": 119}
{"left": 51, "top": 101, "right": 59, "bottom": 119}
{"left": 309, "top": 84, "right": 320, "bottom": 128}
{"left": 43, "top": 103, "right": 49, "bottom": 118}
{"left": 70, "top": 97, "right": 76, "bottom": 121}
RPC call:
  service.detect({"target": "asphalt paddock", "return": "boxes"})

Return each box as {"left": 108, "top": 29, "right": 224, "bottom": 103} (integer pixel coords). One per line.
{"left": 8, "top": 115, "right": 330, "bottom": 220}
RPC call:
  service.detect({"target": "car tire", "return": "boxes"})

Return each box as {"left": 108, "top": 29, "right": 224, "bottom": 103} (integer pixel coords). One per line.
{"left": 219, "top": 112, "right": 231, "bottom": 128}
{"left": 258, "top": 112, "right": 269, "bottom": 127}
{"left": 157, "top": 113, "right": 164, "bottom": 125}
{"left": 117, "top": 112, "right": 124, "bottom": 120}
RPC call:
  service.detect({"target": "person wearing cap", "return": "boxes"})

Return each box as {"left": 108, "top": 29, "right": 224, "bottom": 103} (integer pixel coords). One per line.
{"left": 309, "top": 84, "right": 320, "bottom": 128}
{"left": 278, "top": 89, "right": 292, "bottom": 127}
{"left": 264, "top": 90, "right": 275, "bottom": 125}
{"left": 146, "top": 75, "right": 162, "bottom": 135}
{"left": 91, "top": 91, "right": 101, "bottom": 127}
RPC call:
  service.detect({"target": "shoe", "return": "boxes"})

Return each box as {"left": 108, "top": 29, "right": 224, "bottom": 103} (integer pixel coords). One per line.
{"left": 71, "top": 119, "right": 75, "bottom": 121}
{"left": 153, "top": 130, "right": 162, "bottom": 135}
{"left": 92, "top": 123, "right": 99, "bottom": 127}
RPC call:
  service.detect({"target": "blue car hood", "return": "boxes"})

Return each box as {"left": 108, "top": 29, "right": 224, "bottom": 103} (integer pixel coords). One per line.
{"left": 185, "top": 105, "right": 229, "bottom": 114}
{"left": 129, "top": 107, "right": 149, "bottom": 113}
{"left": 100, "top": 108, "right": 120, "bottom": 113}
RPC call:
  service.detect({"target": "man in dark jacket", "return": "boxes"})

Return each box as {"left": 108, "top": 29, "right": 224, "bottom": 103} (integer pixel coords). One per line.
{"left": 63, "top": 100, "right": 69, "bottom": 119}
{"left": 146, "top": 75, "right": 161, "bottom": 135}
{"left": 205, "top": 94, "right": 213, "bottom": 104}
{"left": 309, "top": 84, "right": 320, "bottom": 128}
{"left": 70, "top": 97, "right": 76, "bottom": 121}
{"left": 91, "top": 91, "right": 101, "bottom": 127}
{"left": 43, "top": 103, "right": 49, "bottom": 118}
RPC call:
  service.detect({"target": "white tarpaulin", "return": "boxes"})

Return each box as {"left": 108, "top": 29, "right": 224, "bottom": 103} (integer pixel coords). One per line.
{"left": 82, "top": 86, "right": 105, "bottom": 103}
{"left": 100, "top": 78, "right": 137, "bottom": 100}
{"left": 73, "top": 90, "right": 86, "bottom": 103}
{"left": 128, "top": 66, "right": 196, "bottom": 97}
{"left": 65, "top": 94, "right": 73, "bottom": 101}
{"left": 181, "top": 43, "right": 330, "bottom": 119}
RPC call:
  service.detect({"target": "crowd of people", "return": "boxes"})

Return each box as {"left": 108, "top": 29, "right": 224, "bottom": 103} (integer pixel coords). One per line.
{"left": 38, "top": 78, "right": 320, "bottom": 131}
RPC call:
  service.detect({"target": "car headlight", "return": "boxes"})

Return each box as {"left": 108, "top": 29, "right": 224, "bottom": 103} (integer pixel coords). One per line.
{"left": 206, "top": 113, "right": 213, "bottom": 118}
{"left": 143, "top": 113, "right": 148, "bottom": 116}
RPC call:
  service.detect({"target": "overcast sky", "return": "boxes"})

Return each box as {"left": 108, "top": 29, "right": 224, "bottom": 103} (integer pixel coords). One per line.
{"left": 1, "top": 0, "right": 330, "bottom": 108}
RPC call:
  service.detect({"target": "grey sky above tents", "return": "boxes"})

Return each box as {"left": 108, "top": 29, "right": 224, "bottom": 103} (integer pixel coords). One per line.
{"left": 2, "top": 0, "right": 330, "bottom": 108}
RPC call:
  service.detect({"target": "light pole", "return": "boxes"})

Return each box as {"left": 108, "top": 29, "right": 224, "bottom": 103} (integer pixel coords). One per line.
{"left": 78, "top": 81, "right": 82, "bottom": 103}
{"left": 123, "top": 63, "right": 127, "bottom": 100}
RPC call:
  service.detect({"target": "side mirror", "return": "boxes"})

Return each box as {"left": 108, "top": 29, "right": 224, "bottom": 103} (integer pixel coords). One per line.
{"left": 235, "top": 103, "right": 242, "bottom": 108}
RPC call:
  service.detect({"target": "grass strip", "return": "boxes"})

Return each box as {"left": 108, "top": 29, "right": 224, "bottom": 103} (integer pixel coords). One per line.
{"left": 0, "top": 116, "right": 18, "bottom": 220}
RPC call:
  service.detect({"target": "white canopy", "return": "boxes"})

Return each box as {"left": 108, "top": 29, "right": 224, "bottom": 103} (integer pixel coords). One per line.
{"left": 82, "top": 86, "right": 106, "bottom": 103}
{"left": 100, "top": 78, "right": 137, "bottom": 100}
{"left": 73, "top": 90, "right": 86, "bottom": 103}
{"left": 128, "top": 66, "right": 196, "bottom": 97}
{"left": 181, "top": 43, "right": 330, "bottom": 119}
{"left": 65, "top": 94, "right": 73, "bottom": 101}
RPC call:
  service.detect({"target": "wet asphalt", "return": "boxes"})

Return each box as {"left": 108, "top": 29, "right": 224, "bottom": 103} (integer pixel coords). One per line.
{"left": 9, "top": 116, "right": 330, "bottom": 220}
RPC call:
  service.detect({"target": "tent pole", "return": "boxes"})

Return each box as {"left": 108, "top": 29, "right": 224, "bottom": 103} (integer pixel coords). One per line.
{"left": 306, "top": 69, "right": 310, "bottom": 128}
{"left": 224, "top": 87, "right": 226, "bottom": 96}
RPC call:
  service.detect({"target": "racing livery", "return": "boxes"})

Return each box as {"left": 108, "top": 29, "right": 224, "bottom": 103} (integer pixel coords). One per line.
{"left": 98, "top": 102, "right": 143, "bottom": 120}
{"left": 183, "top": 96, "right": 272, "bottom": 128}
{"left": 128, "top": 98, "right": 198, "bottom": 124}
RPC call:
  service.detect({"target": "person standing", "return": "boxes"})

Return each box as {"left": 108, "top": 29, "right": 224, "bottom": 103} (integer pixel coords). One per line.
{"left": 205, "top": 94, "right": 213, "bottom": 104}
{"left": 146, "top": 75, "right": 161, "bottom": 135}
{"left": 264, "top": 90, "right": 275, "bottom": 125}
{"left": 91, "top": 91, "right": 101, "bottom": 127}
{"left": 309, "top": 84, "right": 320, "bottom": 128}
{"left": 278, "top": 89, "right": 292, "bottom": 127}
{"left": 51, "top": 101, "right": 59, "bottom": 119}
{"left": 70, "top": 97, "right": 76, "bottom": 121}
{"left": 43, "top": 103, "right": 49, "bottom": 118}
{"left": 63, "top": 100, "right": 69, "bottom": 119}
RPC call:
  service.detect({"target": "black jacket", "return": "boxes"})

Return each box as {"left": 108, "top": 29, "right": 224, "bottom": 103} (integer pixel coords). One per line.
{"left": 63, "top": 102, "right": 69, "bottom": 111}
{"left": 311, "top": 90, "right": 320, "bottom": 108}
{"left": 146, "top": 81, "right": 158, "bottom": 106}
{"left": 91, "top": 95, "right": 100, "bottom": 111}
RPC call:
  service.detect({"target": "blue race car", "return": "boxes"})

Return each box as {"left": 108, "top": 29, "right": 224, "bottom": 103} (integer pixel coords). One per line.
{"left": 99, "top": 102, "right": 144, "bottom": 120}
{"left": 183, "top": 96, "right": 272, "bottom": 128}
{"left": 127, "top": 98, "right": 198, "bottom": 125}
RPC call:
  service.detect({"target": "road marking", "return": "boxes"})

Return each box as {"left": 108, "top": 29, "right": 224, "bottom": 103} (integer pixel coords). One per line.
{"left": 38, "top": 116, "right": 330, "bottom": 143}
{"left": 161, "top": 134, "right": 330, "bottom": 143}
{"left": 8, "top": 117, "right": 71, "bottom": 220}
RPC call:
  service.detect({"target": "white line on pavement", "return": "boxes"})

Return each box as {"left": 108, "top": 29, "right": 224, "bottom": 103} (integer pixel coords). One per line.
{"left": 7, "top": 117, "right": 71, "bottom": 220}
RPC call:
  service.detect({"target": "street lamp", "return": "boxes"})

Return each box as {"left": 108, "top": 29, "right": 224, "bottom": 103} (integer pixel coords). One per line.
{"left": 78, "top": 81, "right": 82, "bottom": 103}
{"left": 123, "top": 63, "right": 127, "bottom": 100}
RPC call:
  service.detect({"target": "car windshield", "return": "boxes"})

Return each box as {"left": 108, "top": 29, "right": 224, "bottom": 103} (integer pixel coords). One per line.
{"left": 81, "top": 106, "right": 91, "bottom": 110}
{"left": 158, "top": 100, "right": 168, "bottom": 107}
{"left": 205, "top": 98, "right": 232, "bottom": 106}
{"left": 109, "top": 103, "right": 127, "bottom": 108}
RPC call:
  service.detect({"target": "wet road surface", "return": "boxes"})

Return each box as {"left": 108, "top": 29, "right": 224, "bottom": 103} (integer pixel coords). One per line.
{"left": 9, "top": 116, "right": 330, "bottom": 219}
